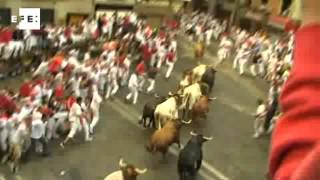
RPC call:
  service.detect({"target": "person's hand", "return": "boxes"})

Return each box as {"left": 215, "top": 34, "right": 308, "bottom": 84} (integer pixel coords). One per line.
{"left": 302, "top": 0, "right": 320, "bottom": 26}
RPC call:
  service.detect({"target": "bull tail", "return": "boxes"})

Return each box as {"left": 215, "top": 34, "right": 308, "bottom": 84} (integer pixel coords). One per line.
{"left": 154, "top": 113, "right": 161, "bottom": 129}
{"left": 145, "top": 143, "right": 152, "bottom": 152}
{"left": 180, "top": 171, "right": 188, "bottom": 180}
{"left": 145, "top": 143, "right": 156, "bottom": 154}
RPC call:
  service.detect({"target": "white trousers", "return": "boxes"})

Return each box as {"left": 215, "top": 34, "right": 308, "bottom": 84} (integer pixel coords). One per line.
{"left": 0, "top": 129, "right": 9, "bottom": 152}
{"left": 218, "top": 48, "right": 229, "bottom": 64}
{"left": 126, "top": 86, "right": 138, "bottom": 104}
{"left": 68, "top": 119, "right": 90, "bottom": 141}
{"left": 157, "top": 54, "right": 165, "bottom": 69}
{"left": 165, "top": 61, "right": 175, "bottom": 78}
{"left": 206, "top": 36, "right": 211, "bottom": 46}
{"left": 46, "top": 113, "right": 68, "bottom": 140}
{"left": 120, "top": 70, "right": 129, "bottom": 86}
{"left": 250, "top": 64, "right": 257, "bottom": 76}
{"left": 90, "top": 107, "right": 100, "bottom": 133}
{"left": 147, "top": 79, "right": 155, "bottom": 93}
{"left": 254, "top": 117, "right": 264, "bottom": 136}
{"left": 258, "top": 63, "right": 265, "bottom": 76}
{"left": 233, "top": 56, "right": 240, "bottom": 69}
{"left": 138, "top": 75, "right": 145, "bottom": 90}
{"left": 98, "top": 78, "right": 106, "bottom": 92}
{"left": 239, "top": 59, "right": 247, "bottom": 75}
{"left": 106, "top": 80, "right": 119, "bottom": 99}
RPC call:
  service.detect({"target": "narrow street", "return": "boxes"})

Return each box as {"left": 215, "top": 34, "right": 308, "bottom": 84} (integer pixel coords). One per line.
{"left": 0, "top": 35, "right": 270, "bottom": 180}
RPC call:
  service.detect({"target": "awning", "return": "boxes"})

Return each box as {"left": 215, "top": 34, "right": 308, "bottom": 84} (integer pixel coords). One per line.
{"left": 244, "top": 11, "right": 265, "bottom": 21}
{"left": 268, "top": 16, "right": 300, "bottom": 32}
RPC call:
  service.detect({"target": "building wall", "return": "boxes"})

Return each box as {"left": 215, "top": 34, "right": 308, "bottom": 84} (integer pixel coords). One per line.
{"left": 2, "top": 0, "right": 93, "bottom": 24}
{"left": 55, "top": 0, "right": 93, "bottom": 24}
{"left": 268, "top": 0, "right": 281, "bottom": 16}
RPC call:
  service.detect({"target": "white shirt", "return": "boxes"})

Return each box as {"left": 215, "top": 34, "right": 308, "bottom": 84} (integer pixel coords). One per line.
{"left": 31, "top": 85, "right": 42, "bottom": 100}
{"left": 11, "top": 122, "right": 30, "bottom": 145}
{"left": 256, "top": 104, "right": 266, "bottom": 118}
{"left": 123, "top": 58, "right": 131, "bottom": 70}
{"left": 107, "top": 50, "right": 116, "bottom": 63}
{"left": 71, "top": 33, "right": 84, "bottom": 43}
{"left": 32, "top": 110, "right": 43, "bottom": 122}
{"left": 69, "top": 103, "right": 82, "bottom": 122}
{"left": 108, "top": 66, "right": 118, "bottom": 81}
{"left": 128, "top": 73, "right": 138, "bottom": 88}
{"left": 205, "top": 29, "right": 213, "bottom": 39}
{"left": 31, "top": 119, "right": 45, "bottom": 139}
{"left": 90, "top": 90, "right": 102, "bottom": 110}
{"left": 33, "top": 61, "right": 48, "bottom": 76}
{"left": 0, "top": 117, "right": 8, "bottom": 129}
{"left": 170, "top": 40, "right": 177, "bottom": 52}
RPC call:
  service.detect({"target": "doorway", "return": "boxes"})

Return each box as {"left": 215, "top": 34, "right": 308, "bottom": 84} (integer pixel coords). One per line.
{"left": 40, "top": 9, "right": 55, "bottom": 25}
{"left": 67, "top": 13, "right": 89, "bottom": 26}
{"left": 0, "top": 8, "right": 11, "bottom": 25}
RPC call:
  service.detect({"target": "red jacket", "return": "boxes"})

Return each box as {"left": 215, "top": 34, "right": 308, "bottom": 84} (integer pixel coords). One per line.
{"left": 54, "top": 84, "right": 64, "bottom": 98}
{"left": 0, "top": 95, "right": 16, "bottom": 112}
{"left": 142, "top": 44, "right": 152, "bottom": 62}
{"left": 117, "top": 55, "right": 126, "bottom": 65}
{"left": 19, "top": 82, "right": 33, "bottom": 97}
{"left": 166, "top": 51, "right": 176, "bottom": 62}
{"left": 136, "top": 62, "right": 145, "bottom": 75}
{"left": 0, "top": 29, "right": 13, "bottom": 43}
{"left": 66, "top": 96, "right": 76, "bottom": 110}
{"left": 48, "top": 55, "right": 64, "bottom": 74}
{"left": 269, "top": 24, "right": 320, "bottom": 180}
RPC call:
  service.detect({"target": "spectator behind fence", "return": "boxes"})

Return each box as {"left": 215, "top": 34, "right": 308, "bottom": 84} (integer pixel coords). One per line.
{"left": 269, "top": 0, "right": 320, "bottom": 179}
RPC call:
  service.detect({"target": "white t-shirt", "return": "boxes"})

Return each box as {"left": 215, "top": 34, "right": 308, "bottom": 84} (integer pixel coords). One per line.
{"left": 69, "top": 103, "right": 82, "bottom": 122}
{"left": 128, "top": 73, "right": 138, "bottom": 88}
{"left": 256, "top": 104, "right": 266, "bottom": 117}
{"left": 31, "top": 119, "right": 45, "bottom": 139}
{"left": 90, "top": 91, "right": 102, "bottom": 110}
{"left": 11, "top": 122, "right": 29, "bottom": 145}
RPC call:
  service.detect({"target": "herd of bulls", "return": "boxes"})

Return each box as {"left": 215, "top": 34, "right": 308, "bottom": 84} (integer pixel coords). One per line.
{"left": 104, "top": 64, "right": 217, "bottom": 180}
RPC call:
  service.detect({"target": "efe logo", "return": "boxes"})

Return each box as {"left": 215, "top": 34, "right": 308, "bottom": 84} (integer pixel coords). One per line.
{"left": 11, "top": 8, "right": 40, "bottom": 30}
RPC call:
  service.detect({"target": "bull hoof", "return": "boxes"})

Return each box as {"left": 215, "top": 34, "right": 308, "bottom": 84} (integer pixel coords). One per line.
{"left": 1, "top": 155, "right": 8, "bottom": 164}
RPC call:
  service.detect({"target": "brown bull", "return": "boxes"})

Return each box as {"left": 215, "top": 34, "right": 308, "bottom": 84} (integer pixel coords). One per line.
{"left": 104, "top": 158, "right": 147, "bottom": 180}
{"left": 191, "top": 96, "right": 216, "bottom": 122}
{"left": 146, "top": 120, "right": 186, "bottom": 158}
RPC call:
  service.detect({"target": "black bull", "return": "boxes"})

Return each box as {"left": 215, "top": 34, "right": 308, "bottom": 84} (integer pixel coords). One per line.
{"left": 140, "top": 96, "right": 167, "bottom": 128}
{"left": 201, "top": 68, "right": 216, "bottom": 93}
{"left": 178, "top": 133, "right": 212, "bottom": 180}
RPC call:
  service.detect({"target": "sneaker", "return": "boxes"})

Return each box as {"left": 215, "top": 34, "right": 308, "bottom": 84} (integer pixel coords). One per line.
{"left": 1, "top": 155, "right": 8, "bottom": 164}
{"left": 60, "top": 142, "right": 65, "bottom": 149}
{"left": 85, "top": 137, "right": 93, "bottom": 142}
{"left": 252, "top": 133, "right": 260, "bottom": 138}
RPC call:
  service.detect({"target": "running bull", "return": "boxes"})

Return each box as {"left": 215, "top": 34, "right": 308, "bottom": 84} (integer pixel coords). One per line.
{"left": 104, "top": 158, "right": 147, "bottom": 180}
{"left": 190, "top": 64, "right": 217, "bottom": 92}
{"left": 146, "top": 120, "right": 190, "bottom": 158}
{"left": 178, "top": 131, "right": 213, "bottom": 180}
{"left": 139, "top": 95, "right": 167, "bottom": 128}
{"left": 180, "top": 82, "right": 212, "bottom": 122}
{"left": 154, "top": 93, "right": 184, "bottom": 129}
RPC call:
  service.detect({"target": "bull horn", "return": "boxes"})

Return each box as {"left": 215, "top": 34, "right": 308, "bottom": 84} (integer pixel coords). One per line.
{"left": 135, "top": 168, "right": 147, "bottom": 174}
{"left": 190, "top": 131, "right": 198, "bottom": 136}
{"left": 203, "top": 136, "right": 213, "bottom": 141}
{"left": 119, "top": 158, "right": 127, "bottom": 168}
{"left": 209, "top": 97, "right": 217, "bottom": 101}
{"left": 181, "top": 119, "right": 192, "bottom": 124}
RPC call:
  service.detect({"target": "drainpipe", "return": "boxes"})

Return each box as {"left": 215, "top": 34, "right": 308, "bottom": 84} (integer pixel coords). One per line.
{"left": 92, "top": 0, "right": 96, "bottom": 19}
{"left": 208, "top": 0, "right": 217, "bottom": 15}
{"left": 229, "top": 0, "right": 240, "bottom": 29}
